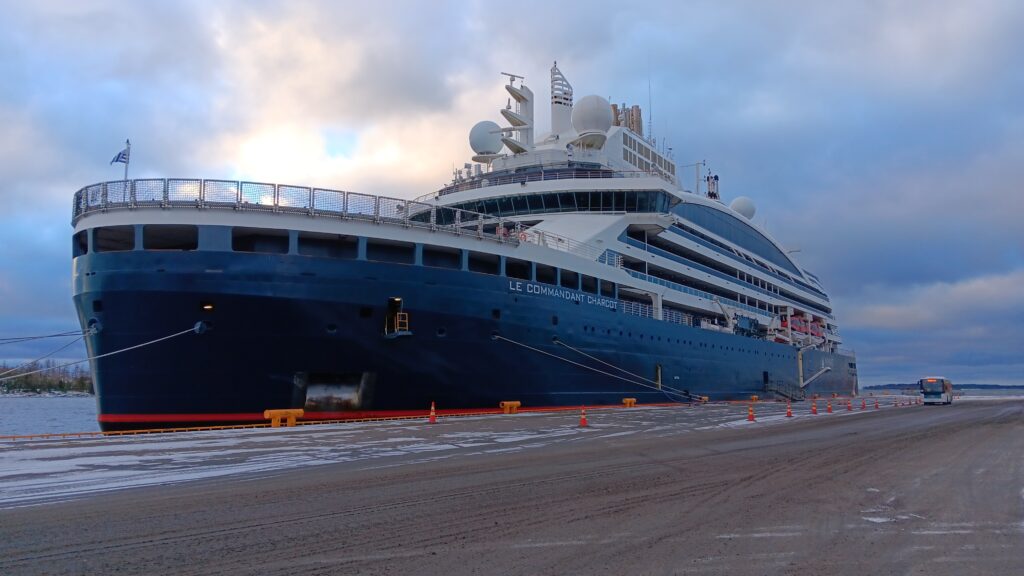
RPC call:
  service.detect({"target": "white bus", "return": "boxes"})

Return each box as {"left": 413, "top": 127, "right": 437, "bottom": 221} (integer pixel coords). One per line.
{"left": 919, "top": 377, "right": 954, "bottom": 405}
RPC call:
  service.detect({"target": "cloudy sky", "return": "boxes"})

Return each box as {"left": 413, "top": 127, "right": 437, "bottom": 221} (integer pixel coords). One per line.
{"left": 0, "top": 0, "right": 1021, "bottom": 385}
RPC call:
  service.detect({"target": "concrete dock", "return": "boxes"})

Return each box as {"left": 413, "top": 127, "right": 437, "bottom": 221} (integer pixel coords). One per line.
{"left": 1, "top": 399, "right": 1022, "bottom": 575}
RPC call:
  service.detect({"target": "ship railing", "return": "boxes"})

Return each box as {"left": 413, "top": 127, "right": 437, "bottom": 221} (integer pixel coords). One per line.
{"left": 622, "top": 269, "right": 770, "bottom": 320}
{"left": 72, "top": 179, "right": 534, "bottom": 245}
{"left": 72, "top": 179, "right": 624, "bottom": 263}
{"left": 413, "top": 169, "right": 670, "bottom": 203}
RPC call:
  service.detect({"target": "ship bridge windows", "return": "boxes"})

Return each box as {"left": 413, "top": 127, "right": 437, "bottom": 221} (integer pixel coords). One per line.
{"left": 366, "top": 239, "right": 415, "bottom": 264}
{"left": 297, "top": 232, "right": 358, "bottom": 259}
{"left": 232, "top": 227, "right": 288, "bottom": 254}
{"left": 437, "top": 190, "right": 673, "bottom": 220}
{"left": 73, "top": 230, "right": 88, "bottom": 257}
{"left": 94, "top": 226, "right": 135, "bottom": 252}
{"left": 581, "top": 274, "right": 598, "bottom": 294}
{"left": 143, "top": 225, "right": 198, "bottom": 251}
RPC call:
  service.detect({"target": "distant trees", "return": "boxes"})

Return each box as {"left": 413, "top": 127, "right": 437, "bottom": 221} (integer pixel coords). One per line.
{"left": 0, "top": 361, "right": 93, "bottom": 394}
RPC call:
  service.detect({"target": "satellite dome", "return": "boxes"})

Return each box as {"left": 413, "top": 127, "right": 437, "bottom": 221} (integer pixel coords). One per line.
{"left": 571, "top": 95, "right": 613, "bottom": 133}
{"left": 730, "top": 196, "right": 756, "bottom": 220}
{"left": 469, "top": 120, "right": 503, "bottom": 155}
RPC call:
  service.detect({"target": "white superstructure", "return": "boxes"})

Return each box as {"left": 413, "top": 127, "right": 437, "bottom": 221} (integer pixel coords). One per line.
{"left": 424, "top": 62, "right": 842, "bottom": 352}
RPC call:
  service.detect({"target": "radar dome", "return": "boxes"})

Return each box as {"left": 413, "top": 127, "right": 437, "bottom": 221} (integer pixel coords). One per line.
{"left": 469, "top": 121, "right": 503, "bottom": 155}
{"left": 571, "top": 95, "right": 613, "bottom": 133}
{"left": 730, "top": 196, "right": 756, "bottom": 220}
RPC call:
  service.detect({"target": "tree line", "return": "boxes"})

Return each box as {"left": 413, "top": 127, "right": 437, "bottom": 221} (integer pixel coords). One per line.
{"left": 0, "top": 360, "right": 93, "bottom": 394}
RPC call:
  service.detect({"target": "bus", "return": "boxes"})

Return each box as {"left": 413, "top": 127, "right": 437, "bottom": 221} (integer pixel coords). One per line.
{"left": 919, "top": 377, "right": 954, "bottom": 405}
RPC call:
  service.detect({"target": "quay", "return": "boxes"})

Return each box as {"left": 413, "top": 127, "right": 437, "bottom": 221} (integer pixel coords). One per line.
{"left": 1, "top": 399, "right": 1022, "bottom": 575}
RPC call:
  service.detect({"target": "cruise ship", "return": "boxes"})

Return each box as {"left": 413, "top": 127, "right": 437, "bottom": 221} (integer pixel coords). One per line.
{"left": 71, "top": 63, "right": 857, "bottom": 430}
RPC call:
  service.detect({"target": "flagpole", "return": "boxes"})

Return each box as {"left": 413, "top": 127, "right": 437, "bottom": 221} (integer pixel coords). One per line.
{"left": 124, "top": 139, "right": 130, "bottom": 182}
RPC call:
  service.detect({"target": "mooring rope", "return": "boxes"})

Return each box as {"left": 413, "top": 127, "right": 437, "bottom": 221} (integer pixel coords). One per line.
{"left": 0, "top": 330, "right": 84, "bottom": 346}
{"left": 0, "top": 336, "right": 86, "bottom": 378}
{"left": 552, "top": 338, "right": 701, "bottom": 402}
{"left": 0, "top": 324, "right": 203, "bottom": 383}
{"left": 492, "top": 334, "right": 689, "bottom": 401}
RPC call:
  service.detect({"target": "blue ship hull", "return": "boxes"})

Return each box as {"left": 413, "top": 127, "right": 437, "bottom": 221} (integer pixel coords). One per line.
{"left": 74, "top": 251, "right": 857, "bottom": 431}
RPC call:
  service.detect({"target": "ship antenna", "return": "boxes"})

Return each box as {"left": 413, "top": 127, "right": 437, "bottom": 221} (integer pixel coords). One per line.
{"left": 647, "top": 53, "right": 654, "bottom": 144}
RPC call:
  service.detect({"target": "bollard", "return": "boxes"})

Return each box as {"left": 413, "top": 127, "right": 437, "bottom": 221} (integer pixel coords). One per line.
{"left": 428, "top": 401, "right": 437, "bottom": 424}
{"left": 811, "top": 400, "right": 818, "bottom": 415}
{"left": 875, "top": 399, "right": 880, "bottom": 410}
{"left": 827, "top": 400, "right": 833, "bottom": 414}
{"left": 786, "top": 401, "right": 793, "bottom": 418}
{"left": 747, "top": 404, "right": 756, "bottom": 422}
{"left": 579, "top": 406, "right": 589, "bottom": 427}
{"left": 847, "top": 399, "right": 852, "bottom": 411}
{"left": 861, "top": 398, "right": 867, "bottom": 411}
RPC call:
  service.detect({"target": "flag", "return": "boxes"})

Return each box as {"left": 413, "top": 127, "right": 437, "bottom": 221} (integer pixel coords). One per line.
{"left": 110, "top": 142, "right": 130, "bottom": 165}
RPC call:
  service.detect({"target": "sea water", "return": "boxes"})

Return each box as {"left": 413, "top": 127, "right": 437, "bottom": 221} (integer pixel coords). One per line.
{"left": 0, "top": 395, "right": 99, "bottom": 436}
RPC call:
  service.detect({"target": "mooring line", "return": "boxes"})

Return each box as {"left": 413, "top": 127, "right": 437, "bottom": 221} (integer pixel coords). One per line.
{"left": 0, "top": 324, "right": 203, "bottom": 383}
{"left": 493, "top": 334, "right": 689, "bottom": 401}
{"left": 0, "top": 336, "right": 86, "bottom": 378}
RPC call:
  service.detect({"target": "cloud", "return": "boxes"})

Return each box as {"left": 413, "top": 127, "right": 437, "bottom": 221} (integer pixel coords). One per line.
{"left": 0, "top": 0, "right": 1021, "bottom": 386}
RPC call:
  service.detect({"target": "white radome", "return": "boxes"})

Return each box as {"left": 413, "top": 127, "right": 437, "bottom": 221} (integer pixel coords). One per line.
{"left": 730, "top": 196, "right": 757, "bottom": 220}
{"left": 469, "top": 120, "right": 503, "bottom": 155}
{"left": 571, "top": 95, "right": 613, "bottom": 133}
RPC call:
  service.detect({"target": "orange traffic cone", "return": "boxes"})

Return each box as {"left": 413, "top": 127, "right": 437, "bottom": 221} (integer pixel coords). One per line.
{"left": 747, "top": 404, "right": 756, "bottom": 422}
{"left": 874, "top": 399, "right": 880, "bottom": 409}
{"left": 428, "top": 401, "right": 437, "bottom": 424}
{"left": 847, "top": 399, "right": 852, "bottom": 411}
{"left": 811, "top": 400, "right": 818, "bottom": 415}
{"left": 861, "top": 399, "right": 867, "bottom": 411}
{"left": 827, "top": 400, "right": 833, "bottom": 413}
{"left": 579, "top": 406, "right": 588, "bottom": 427}
{"left": 786, "top": 401, "right": 793, "bottom": 418}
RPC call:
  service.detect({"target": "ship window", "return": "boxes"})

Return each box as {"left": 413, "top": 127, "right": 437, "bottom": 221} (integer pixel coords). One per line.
{"left": 232, "top": 227, "right": 288, "bottom": 254}
{"left": 498, "top": 196, "right": 514, "bottom": 216}
{"left": 575, "top": 191, "right": 591, "bottom": 211}
{"left": 623, "top": 191, "right": 638, "bottom": 212}
{"left": 581, "top": 275, "right": 598, "bottom": 294}
{"left": 559, "top": 269, "right": 579, "bottom": 290}
{"left": 506, "top": 258, "right": 531, "bottom": 281}
{"left": 536, "top": 264, "right": 557, "bottom": 285}
{"left": 366, "top": 239, "right": 415, "bottom": 264}
{"left": 558, "top": 192, "right": 576, "bottom": 212}
{"left": 73, "top": 230, "right": 88, "bottom": 257}
{"left": 468, "top": 251, "right": 499, "bottom": 275}
{"left": 422, "top": 245, "right": 461, "bottom": 269}
{"left": 94, "top": 226, "right": 135, "bottom": 252}
{"left": 600, "top": 281, "right": 615, "bottom": 298}
{"left": 512, "top": 195, "right": 529, "bottom": 214}
{"left": 527, "top": 194, "right": 544, "bottom": 212}
{"left": 143, "top": 225, "right": 198, "bottom": 251}
{"left": 298, "top": 232, "right": 358, "bottom": 259}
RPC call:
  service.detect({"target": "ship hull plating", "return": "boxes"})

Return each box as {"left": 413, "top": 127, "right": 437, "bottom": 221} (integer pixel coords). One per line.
{"left": 74, "top": 251, "right": 857, "bottom": 431}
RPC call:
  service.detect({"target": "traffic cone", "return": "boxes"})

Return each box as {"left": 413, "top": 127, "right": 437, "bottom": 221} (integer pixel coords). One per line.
{"left": 579, "top": 406, "right": 588, "bottom": 427}
{"left": 827, "top": 400, "right": 833, "bottom": 413}
{"left": 847, "top": 399, "right": 852, "bottom": 411}
{"left": 747, "top": 404, "right": 756, "bottom": 422}
{"left": 428, "top": 401, "right": 437, "bottom": 424}
{"left": 811, "top": 400, "right": 818, "bottom": 415}
{"left": 786, "top": 401, "right": 793, "bottom": 418}
{"left": 861, "top": 399, "right": 867, "bottom": 411}
{"left": 874, "top": 399, "right": 879, "bottom": 410}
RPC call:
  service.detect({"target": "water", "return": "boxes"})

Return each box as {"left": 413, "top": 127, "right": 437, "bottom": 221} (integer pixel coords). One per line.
{"left": 0, "top": 395, "right": 99, "bottom": 436}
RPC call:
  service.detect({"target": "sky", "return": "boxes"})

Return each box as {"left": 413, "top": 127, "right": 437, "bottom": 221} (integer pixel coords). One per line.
{"left": 0, "top": 0, "right": 1021, "bottom": 385}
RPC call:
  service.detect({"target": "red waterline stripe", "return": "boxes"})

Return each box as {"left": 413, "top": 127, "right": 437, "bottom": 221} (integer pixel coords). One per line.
{"left": 99, "top": 402, "right": 695, "bottom": 423}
